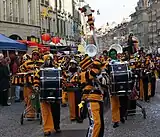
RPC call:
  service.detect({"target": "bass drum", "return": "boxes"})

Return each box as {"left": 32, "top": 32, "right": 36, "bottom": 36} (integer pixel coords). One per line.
{"left": 39, "top": 68, "right": 62, "bottom": 101}
{"left": 109, "top": 62, "right": 133, "bottom": 96}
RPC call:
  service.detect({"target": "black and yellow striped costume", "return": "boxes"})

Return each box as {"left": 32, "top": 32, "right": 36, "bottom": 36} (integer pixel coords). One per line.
{"left": 19, "top": 58, "right": 44, "bottom": 118}
{"left": 79, "top": 57, "right": 104, "bottom": 137}
{"left": 61, "top": 70, "right": 68, "bottom": 106}
{"left": 33, "top": 55, "right": 61, "bottom": 135}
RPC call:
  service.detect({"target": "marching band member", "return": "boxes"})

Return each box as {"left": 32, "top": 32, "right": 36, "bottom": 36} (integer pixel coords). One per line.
{"left": 19, "top": 48, "right": 44, "bottom": 119}
{"left": 67, "top": 59, "right": 83, "bottom": 123}
{"left": 61, "top": 55, "right": 71, "bottom": 107}
{"left": 21, "top": 54, "right": 31, "bottom": 64}
{"left": 79, "top": 56, "right": 104, "bottom": 137}
{"left": 137, "top": 49, "right": 145, "bottom": 101}
{"left": 34, "top": 54, "right": 61, "bottom": 136}
{"left": 61, "top": 70, "right": 68, "bottom": 107}
{"left": 146, "top": 54, "right": 156, "bottom": 97}
{"left": 108, "top": 49, "right": 128, "bottom": 128}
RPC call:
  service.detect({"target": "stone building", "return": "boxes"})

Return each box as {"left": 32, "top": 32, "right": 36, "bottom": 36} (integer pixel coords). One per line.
{"left": 147, "top": 0, "right": 160, "bottom": 50}
{"left": 97, "top": 22, "right": 129, "bottom": 53}
{"left": 129, "top": 0, "right": 160, "bottom": 51}
{"left": 40, "top": 0, "right": 56, "bottom": 36}
{"left": 0, "top": 0, "right": 40, "bottom": 41}
{"left": 129, "top": 0, "right": 149, "bottom": 48}
{"left": 130, "top": 9, "right": 149, "bottom": 48}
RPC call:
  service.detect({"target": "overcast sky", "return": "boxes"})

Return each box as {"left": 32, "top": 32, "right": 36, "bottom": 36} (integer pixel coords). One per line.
{"left": 86, "top": 0, "right": 138, "bottom": 27}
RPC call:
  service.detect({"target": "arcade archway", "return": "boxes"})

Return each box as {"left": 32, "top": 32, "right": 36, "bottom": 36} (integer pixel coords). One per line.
{"left": 9, "top": 34, "right": 22, "bottom": 40}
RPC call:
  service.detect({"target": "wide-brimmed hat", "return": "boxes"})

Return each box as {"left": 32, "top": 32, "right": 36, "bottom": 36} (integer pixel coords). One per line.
{"left": 32, "top": 48, "right": 39, "bottom": 54}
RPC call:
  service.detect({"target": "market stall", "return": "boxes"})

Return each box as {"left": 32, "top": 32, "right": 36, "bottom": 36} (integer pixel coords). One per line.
{"left": 0, "top": 34, "right": 27, "bottom": 51}
{"left": 17, "top": 40, "right": 50, "bottom": 54}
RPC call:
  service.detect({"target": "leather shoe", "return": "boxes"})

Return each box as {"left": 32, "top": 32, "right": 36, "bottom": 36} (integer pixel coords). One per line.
{"left": 120, "top": 118, "right": 125, "bottom": 124}
{"left": 55, "top": 129, "right": 61, "bottom": 133}
{"left": 113, "top": 122, "right": 119, "bottom": 128}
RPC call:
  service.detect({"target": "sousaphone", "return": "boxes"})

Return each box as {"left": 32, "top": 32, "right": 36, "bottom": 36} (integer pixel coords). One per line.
{"left": 85, "top": 44, "right": 98, "bottom": 57}
{"left": 109, "top": 44, "right": 123, "bottom": 54}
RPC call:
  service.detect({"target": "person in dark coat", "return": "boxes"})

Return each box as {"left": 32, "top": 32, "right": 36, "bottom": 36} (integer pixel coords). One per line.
{"left": 0, "top": 53, "right": 10, "bottom": 106}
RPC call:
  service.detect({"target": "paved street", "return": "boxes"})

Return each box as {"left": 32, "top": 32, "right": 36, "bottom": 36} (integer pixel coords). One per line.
{"left": 0, "top": 81, "right": 160, "bottom": 137}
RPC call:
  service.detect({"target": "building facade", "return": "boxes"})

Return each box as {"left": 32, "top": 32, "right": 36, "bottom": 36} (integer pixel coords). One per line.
{"left": 0, "top": 0, "right": 90, "bottom": 47}
{"left": 147, "top": 0, "right": 160, "bottom": 50}
{"left": 129, "top": 0, "right": 160, "bottom": 51}
{"left": 97, "top": 22, "right": 129, "bottom": 53}
{"left": 130, "top": 9, "right": 149, "bottom": 48}
{"left": 0, "top": 0, "right": 40, "bottom": 41}
{"left": 40, "top": 0, "right": 56, "bottom": 36}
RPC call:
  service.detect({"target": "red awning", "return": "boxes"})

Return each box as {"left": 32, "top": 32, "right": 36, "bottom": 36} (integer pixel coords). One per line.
{"left": 17, "top": 40, "right": 40, "bottom": 47}
{"left": 17, "top": 40, "right": 50, "bottom": 53}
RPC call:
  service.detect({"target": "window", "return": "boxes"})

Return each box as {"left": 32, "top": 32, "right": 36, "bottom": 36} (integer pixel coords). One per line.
{"left": 15, "top": 0, "right": 20, "bottom": 22}
{"left": 41, "top": 0, "right": 44, "bottom": 4}
{"left": 45, "top": 0, "right": 49, "bottom": 5}
{"left": 3, "top": 0, "right": 7, "bottom": 21}
{"left": 42, "top": 17, "right": 45, "bottom": 29}
{"left": 46, "top": 17, "right": 49, "bottom": 30}
{"left": 28, "top": 0, "right": 31, "bottom": 24}
{"left": 59, "top": 0, "right": 62, "bottom": 10}
{"left": 9, "top": 0, "right": 13, "bottom": 21}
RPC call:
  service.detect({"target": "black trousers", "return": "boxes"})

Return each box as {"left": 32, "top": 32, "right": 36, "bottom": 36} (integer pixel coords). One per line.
{"left": 75, "top": 89, "right": 82, "bottom": 120}
{"left": 51, "top": 101, "right": 60, "bottom": 130}
{"left": 119, "top": 96, "right": 128, "bottom": 118}
{"left": 151, "top": 76, "right": 156, "bottom": 97}
{"left": 0, "top": 89, "right": 8, "bottom": 105}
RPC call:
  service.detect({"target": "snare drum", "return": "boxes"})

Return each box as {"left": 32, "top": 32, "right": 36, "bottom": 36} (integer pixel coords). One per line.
{"left": 39, "top": 67, "right": 62, "bottom": 101}
{"left": 109, "top": 62, "right": 133, "bottom": 96}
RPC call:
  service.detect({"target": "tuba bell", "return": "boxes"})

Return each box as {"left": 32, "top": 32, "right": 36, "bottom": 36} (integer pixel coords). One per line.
{"left": 109, "top": 44, "right": 123, "bottom": 54}
{"left": 85, "top": 44, "right": 98, "bottom": 57}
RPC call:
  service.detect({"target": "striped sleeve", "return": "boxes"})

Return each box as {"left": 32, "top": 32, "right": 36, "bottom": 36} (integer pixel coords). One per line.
{"left": 19, "top": 62, "right": 28, "bottom": 72}
{"left": 70, "top": 73, "right": 80, "bottom": 83}
{"left": 33, "top": 70, "right": 40, "bottom": 87}
{"left": 90, "top": 68, "right": 101, "bottom": 78}
{"left": 62, "top": 71, "right": 68, "bottom": 80}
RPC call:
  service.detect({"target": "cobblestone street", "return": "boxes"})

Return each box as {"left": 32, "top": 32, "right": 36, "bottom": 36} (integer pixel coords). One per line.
{"left": 0, "top": 82, "right": 160, "bottom": 137}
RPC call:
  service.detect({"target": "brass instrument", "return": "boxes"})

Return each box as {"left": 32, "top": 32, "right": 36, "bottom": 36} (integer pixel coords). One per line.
{"left": 109, "top": 44, "right": 123, "bottom": 54}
